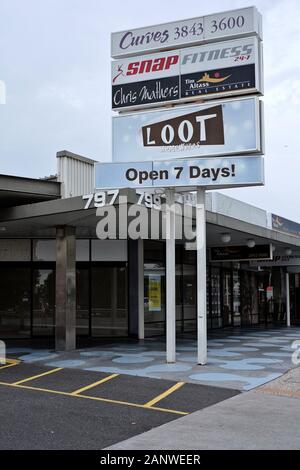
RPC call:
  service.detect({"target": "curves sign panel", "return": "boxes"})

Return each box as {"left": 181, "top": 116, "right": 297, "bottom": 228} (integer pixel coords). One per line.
{"left": 111, "top": 7, "right": 262, "bottom": 58}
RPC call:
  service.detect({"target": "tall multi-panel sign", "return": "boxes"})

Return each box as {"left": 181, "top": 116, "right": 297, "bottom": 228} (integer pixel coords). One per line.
{"left": 96, "top": 6, "right": 265, "bottom": 192}
{"left": 112, "top": 36, "right": 263, "bottom": 110}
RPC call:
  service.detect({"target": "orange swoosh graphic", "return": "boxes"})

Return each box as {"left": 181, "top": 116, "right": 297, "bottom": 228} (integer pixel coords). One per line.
{"left": 197, "top": 72, "right": 231, "bottom": 84}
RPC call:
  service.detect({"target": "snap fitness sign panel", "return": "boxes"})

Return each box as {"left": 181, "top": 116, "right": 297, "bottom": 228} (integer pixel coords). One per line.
{"left": 95, "top": 156, "right": 264, "bottom": 190}
{"left": 111, "top": 7, "right": 262, "bottom": 58}
{"left": 112, "top": 97, "right": 263, "bottom": 162}
{"left": 111, "top": 36, "right": 262, "bottom": 110}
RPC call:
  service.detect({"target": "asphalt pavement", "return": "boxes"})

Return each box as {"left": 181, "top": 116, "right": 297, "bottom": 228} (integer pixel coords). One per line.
{"left": 0, "top": 361, "right": 238, "bottom": 449}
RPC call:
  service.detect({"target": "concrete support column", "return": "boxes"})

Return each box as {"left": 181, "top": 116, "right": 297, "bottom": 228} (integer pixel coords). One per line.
{"left": 55, "top": 226, "right": 76, "bottom": 351}
{"left": 286, "top": 271, "right": 291, "bottom": 327}
{"left": 196, "top": 188, "right": 207, "bottom": 365}
{"left": 165, "top": 189, "right": 176, "bottom": 363}
{"left": 128, "top": 239, "right": 144, "bottom": 339}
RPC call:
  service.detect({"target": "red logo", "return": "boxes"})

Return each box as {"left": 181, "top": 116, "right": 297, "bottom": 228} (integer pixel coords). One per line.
{"left": 113, "top": 55, "right": 179, "bottom": 83}
{"left": 113, "top": 64, "right": 125, "bottom": 84}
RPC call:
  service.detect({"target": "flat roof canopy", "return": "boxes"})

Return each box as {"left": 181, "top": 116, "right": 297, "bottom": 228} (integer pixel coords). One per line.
{"left": 0, "top": 174, "right": 61, "bottom": 208}
{"left": 0, "top": 190, "right": 299, "bottom": 254}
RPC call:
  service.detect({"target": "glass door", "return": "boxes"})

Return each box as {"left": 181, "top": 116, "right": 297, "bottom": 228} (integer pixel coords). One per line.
{"left": 182, "top": 263, "right": 197, "bottom": 332}
{"left": 0, "top": 266, "right": 31, "bottom": 338}
{"left": 232, "top": 271, "right": 241, "bottom": 326}
{"left": 91, "top": 265, "right": 128, "bottom": 337}
{"left": 291, "top": 273, "right": 300, "bottom": 324}
{"left": 222, "top": 270, "right": 233, "bottom": 327}
{"left": 76, "top": 268, "right": 90, "bottom": 336}
{"left": 211, "top": 267, "right": 222, "bottom": 328}
{"left": 32, "top": 268, "right": 55, "bottom": 336}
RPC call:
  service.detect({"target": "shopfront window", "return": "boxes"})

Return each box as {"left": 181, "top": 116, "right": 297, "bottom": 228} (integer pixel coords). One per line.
{"left": 33, "top": 240, "right": 56, "bottom": 261}
{"left": 76, "top": 240, "right": 90, "bottom": 261}
{"left": 0, "top": 240, "right": 31, "bottom": 261}
{"left": 240, "top": 270, "right": 259, "bottom": 326}
{"left": 0, "top": 267, "right": 31, "bottom": 338}
{"left": 263, "top": 268, "right": 286, "bottom": 324}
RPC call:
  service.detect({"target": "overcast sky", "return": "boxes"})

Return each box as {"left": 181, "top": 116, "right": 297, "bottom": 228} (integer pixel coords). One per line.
{"left": 0, "top": 0, "right": 299, "bottom": 220}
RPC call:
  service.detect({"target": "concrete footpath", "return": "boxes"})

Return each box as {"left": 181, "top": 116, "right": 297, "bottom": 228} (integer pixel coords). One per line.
{"left": 107, "top": 367, "right": 300, "bottom": 450}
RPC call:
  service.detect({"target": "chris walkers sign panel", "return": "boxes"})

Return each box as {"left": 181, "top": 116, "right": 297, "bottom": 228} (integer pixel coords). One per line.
{"left": 111, "top": 7, "right": 262, "bottom": 58}
{"left": 95, "top": 156, "right": 264, "bottom": 190}
{"left": 112, "top": 36, "right": 262, "bottom": 110}
{"left": 112, "top": 97, "right": 263, "bottom": 162}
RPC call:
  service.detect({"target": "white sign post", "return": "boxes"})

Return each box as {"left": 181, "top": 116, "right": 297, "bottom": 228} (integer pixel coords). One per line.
{"left": 165, "top": 189, "right": 176, "bottom": 363}
{"left": 196, "top": 188, "right": 207, "bottom": 364}
{"left": 286, "top": 272, "right": 291, "bottom": 328}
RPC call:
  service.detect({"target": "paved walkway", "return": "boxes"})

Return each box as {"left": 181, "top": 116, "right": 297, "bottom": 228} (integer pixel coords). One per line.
{"left": 6, "top": 327, "right": 300, "bottom": 391}
{"left": 107, "top": 367, "right": 300, "bottom": 450}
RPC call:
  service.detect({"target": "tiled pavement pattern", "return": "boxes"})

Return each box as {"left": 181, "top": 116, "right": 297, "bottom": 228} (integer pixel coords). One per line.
{"left": 6, "top": 327, "right": 300, "bottom": 391}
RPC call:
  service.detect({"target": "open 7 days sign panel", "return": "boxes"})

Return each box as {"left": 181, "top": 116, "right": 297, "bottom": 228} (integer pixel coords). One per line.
{"left": 95, "top": 156, "right": 264, "bottom": 190}
{"left": 112, "top": 36, "right": 263, "bottom": 110}
{"left": 112, "top": 97, "right": 263, "bottom": 162}
{"left": 111, "top": 6, "right": 262, "bottom": 58}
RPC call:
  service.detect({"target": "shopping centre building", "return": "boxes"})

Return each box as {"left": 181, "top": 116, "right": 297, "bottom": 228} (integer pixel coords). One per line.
{"left": 0, "top": 151, "right": 300, "bottom": 349}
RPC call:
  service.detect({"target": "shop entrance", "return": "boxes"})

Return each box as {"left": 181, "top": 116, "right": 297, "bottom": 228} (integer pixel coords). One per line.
{"left": 76, "top": 263, "right": 128, "bottom": 338}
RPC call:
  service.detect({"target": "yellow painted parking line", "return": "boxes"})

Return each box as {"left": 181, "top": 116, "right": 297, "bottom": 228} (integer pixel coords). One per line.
{"left": 0, "top": 359, "right": 20, "bottom": 370}
{"left": 12, "top": 367, "right": 63, "bottom": 385}
{"left": 144, "top": 381, "right": 185, "bottom": 407}
{"left": 78, "top": 393, "right": 188, "bottom": 415}
{"left": 70, "top": 373, "right": 119, "bottom": 395}
{"left": 0, "top": 381, "right": 188, "bottom": 416}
